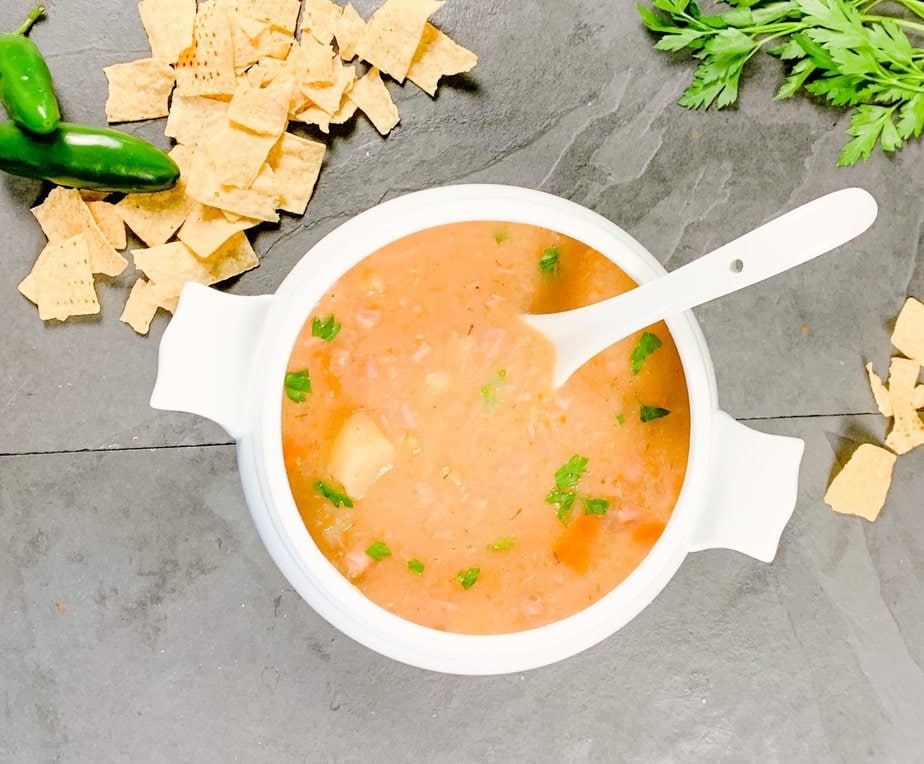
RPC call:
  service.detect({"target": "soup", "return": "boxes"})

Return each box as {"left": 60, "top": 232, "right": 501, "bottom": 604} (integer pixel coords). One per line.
{"left": 281, "top": 222, "right": 690, "bottom": 634}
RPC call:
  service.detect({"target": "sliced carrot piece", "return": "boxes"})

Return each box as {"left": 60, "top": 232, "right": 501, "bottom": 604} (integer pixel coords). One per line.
{"left": 552, "top": 513, "right": 600, "bottom": 574}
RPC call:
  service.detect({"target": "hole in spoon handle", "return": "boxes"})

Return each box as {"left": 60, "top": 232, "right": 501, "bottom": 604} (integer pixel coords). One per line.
{"left": 730, "top": 258, "right": 744, "bottom": 273}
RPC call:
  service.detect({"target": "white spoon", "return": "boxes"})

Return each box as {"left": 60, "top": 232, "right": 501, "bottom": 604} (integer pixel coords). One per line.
{"left": 522, "top": 187, "right": 878, "bottom": 388}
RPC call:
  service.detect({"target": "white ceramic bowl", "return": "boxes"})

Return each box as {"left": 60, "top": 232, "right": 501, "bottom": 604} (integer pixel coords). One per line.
{"left": 150, "top": 185, "right": 804, "bottom": 675}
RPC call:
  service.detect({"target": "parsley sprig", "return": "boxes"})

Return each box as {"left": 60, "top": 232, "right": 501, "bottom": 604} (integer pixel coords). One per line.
{"left": 639, "top": 0, "right": 924, "bottom": 164}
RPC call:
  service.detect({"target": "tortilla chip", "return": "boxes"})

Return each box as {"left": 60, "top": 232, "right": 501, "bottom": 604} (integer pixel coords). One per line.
{"left": 891, "top": 297, "right": 924, "bottom": 366}
{"left": 354, "top": 0, "right": 443, "bottom": 83}
{"left": 116, "top": 146, "right": 195, "bottom": 246}
{"left": 133, "top": 233, "right": 258, "bottom": 290}
{"left": 227, "top": 77, "right": 293, "bottom": 135}
{"left": 185, "top": 152, "right": 281, "bottom": 221}
{"left": 303, "top": 0, "right": 343, "bottom": 44}
{"left": 164, "top": 95, "right": 229, "bottom": 146}
{"left": 406, "top": 23, "right": 477, "bottom": 96}
{"left": 884, "top": 356, "right": 924, "bottom": 454}
{"left": 302, "top": 60, "right": 355, "bottom": 115}
{"left": 824, "top": 443, "right": 896, "bottom": 522}
{"left": 348, "top": 68, "right": 399, "bottom": 135}
{"left": 23, "top": 235, "right": 100, "bottom": 322}
{"left": 175, "top": 1, "right": 237, "bottom": 97}
{"left": 31, "top": 188, "right": 127, "bottom": 277}
{"left": 334, "top": 3, "right": 365, "bottom": 61}
{"left": 866, "top": 362, "right": 892, "bottom": 417}
{"left": 239, "top": 0, "right": 302, "bottom": 33}
{"left": 120, "top": 277, "right": 179, "bottom": 334}
{"left": 104, "top": 58, "right": 176, "bottom": 123}
{"left": 206, "top": 119, "right": 279, "bottom": 187}
{"left": 916, "top": 385, "right": 924, "bottom": 410}
{"left": 289, "top": 36, "right": 337, "bottom": 86}
{"left": 139, "top": 0, "right": 197, "bottom": 63}
{"left": 267, "top": 133, "right": 326, "bottom": 214}
{"left": 229, "top": 12, "right": 271, "bottom": 71}
{"left": 177, "top": 202, "right": 258, "bottom": 258}
{"left": 254, "top": 28, "right": 295, "bottom": 60}
{"left": 87, "top": 201, "right": 127, "bottom": 251}
{"left": 79, "top": 190, "right": 110, "bottom": 203}
{"left": 292, "top": 104, "right": 332, "bottom": 132}
{"left": 331, "top": 91, "right": 358, "bottom": 125}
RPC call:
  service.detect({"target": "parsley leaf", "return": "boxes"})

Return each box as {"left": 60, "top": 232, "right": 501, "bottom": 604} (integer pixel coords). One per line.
{"left": 312, "top": 314, "right": 341, "bottom": 342}
{"left": 456, "top": 567, "right": 480, "bottom": 590}
{"left": 640, "top": 405, "right": 671, "bottom": 422}
{"left": 480, "top": 369, "right": 507, "bottom": 409}
{"left": 488, "top": 537, "right": 516, "bottom": 551}
{"left": 538, "top": 246, "right": 560, "bottom": 274}
{"left": 554, "top": 455, "right": 589, "bottom": 489}
{"left": 314, "top": 480, "right": 354, "bottom": 508}
{"left": 583, "top": 498, "right": 610, "bottom": 515}
{"left": 631, "top": 331, "right": 663, "bottom": 375}
{"left": 639, "top": 0, "right": 924, "bottom": 164}
{"left": 407, "top": 558, "right": 425, "bottom": 574}
{"left": 494, "top": 229, "right": 509, "bottom": 244}
{"left": 284, "top": 370, "right": 311, "bottom": 402}
{"left": 616, "top": 413, "right": 626, "bottom": 425}
{"left": 365, "top": 541, "right": 391, "bottom": 561}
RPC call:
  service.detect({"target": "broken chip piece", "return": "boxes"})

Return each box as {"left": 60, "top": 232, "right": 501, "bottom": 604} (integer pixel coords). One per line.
{"left": 824, "top": 443, "right": 897, "bottom": 522}
{"left": 891, "top": 297, "right": 924, "bottom": 366}
{"left": 884, "top": 356, "right": 924, "bottom": 455}
{"left": 104, "top": 58, "right": 176, "bottom": 123}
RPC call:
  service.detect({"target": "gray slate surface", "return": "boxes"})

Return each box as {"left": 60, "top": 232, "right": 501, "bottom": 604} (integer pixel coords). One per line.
{"left": 1, "top": 0, "right": 922, "bottom": 760}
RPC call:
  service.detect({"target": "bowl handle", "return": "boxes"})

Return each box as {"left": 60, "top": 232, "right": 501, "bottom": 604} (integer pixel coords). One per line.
{"left": 687, "top": 411, "right": 805, "bottom": 562}
{"left": 149, "top": 283, "right": 273, "bottom": 440}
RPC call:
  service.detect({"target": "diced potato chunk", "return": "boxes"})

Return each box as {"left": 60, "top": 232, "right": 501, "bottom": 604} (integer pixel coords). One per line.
{"left": 328, "top": 410, "right": 396, "bottom": 498}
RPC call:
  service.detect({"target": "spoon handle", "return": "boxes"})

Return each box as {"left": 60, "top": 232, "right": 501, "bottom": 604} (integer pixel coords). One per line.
{"left": 525, "top": 187, "right": 878, "bottom": 386}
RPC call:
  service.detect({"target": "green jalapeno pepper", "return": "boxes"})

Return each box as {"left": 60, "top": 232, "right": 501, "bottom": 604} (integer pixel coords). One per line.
{"left": 0, "top": 122, "right": 180, "bottom": 192}
{"left": 0, "top": 6, "right": 60, "bottom": 135}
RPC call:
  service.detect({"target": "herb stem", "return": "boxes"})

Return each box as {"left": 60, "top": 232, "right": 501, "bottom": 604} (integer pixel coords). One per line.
{"left": 863, "top": 13, "right": 924, "bottom": 34}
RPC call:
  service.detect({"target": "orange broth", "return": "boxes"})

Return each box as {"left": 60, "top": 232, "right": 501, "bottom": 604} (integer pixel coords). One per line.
{"left": 281, "top": 222, "right": 690, "bottom": 634}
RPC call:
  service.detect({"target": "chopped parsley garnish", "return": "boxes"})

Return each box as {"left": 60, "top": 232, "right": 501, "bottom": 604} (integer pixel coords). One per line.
{"left": 545, "top": 455, "right": 589, "bottom": 523}
{"left": 640, "top": 405, "right": 671, "bottom": 423}
{"left": 488, "top": 538, "right": 516, "bottom": 551}
{"left": 312, "top": 314, "right": 341, "bottom": 342}
{"left": 538, "top": 246, "right": 560, "bottom": 274}
{"left": 583, "top": 498, "right": 609, "bottom": 515}
{"left": 553, "top": 455, "right": 588, "bottom": 489}
{"left": 480, "top": 369, "right": 507, "bottom": 409}
{"left": 494, "top": 230, "right": 508, "bottom": 244}
{"left": 456, "top": 567, "right": 480, "bottom": 590}
{"left": 365, "top": 541, "right": 392, "bottom": 561}
{"left": 313, "top": 480, "right": 353, "bottom": 508}
{"left": 616, "top": 413, "right": 626, "bottom": 425}
{"left": 407, "top": 558, "right": 425, "bottom": 574}
{"left": 631, "top": 331, "right": 662, "bottom": 375}
{"left": 284, "top": 370, "right": 311, "bottom": 402}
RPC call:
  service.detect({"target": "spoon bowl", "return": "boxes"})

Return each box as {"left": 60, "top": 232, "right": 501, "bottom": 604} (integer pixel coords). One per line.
{"left": 522, "top": 187, "right": 878, "bottom": 388}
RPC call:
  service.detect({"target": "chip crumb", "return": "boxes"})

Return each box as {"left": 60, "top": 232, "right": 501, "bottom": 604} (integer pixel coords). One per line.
{"left": 884, "top": 356, "right": 924, "bottom": 454}
{"left": 824, "top": 443, "right": 896, "bottom": 522}
{"left": 348, "top": 68, "right": 400, "bottom": 135}
{"left": 406, "top": 22, "right": 477, "bottom": 96}
{"left": 866, "top": 362, "right": 892, "bottom": 417}
{"left": 139, "top": 0, "right": 196, "bottom": 64}
{"left": 801, "top": 323, "right": 811, "bottom": 335}
{"left": 55, "top": 601, "right": 66, "bottom": 613}
{"left": 104, "top": 58, "right": 176, "bottom": 123}
{"left": 355, "top": 0, "right": 444, "bottom": 83}
{"left": 891, "top": 297, "right": 924, "bottom": 366}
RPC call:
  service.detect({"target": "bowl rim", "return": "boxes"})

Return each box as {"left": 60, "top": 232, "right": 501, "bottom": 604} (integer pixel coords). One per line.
{"left": 240, "top": 184, "right": 720, "bottom": 674}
